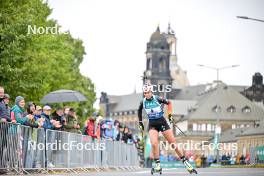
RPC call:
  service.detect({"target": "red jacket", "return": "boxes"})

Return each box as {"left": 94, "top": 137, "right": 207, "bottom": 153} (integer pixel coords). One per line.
{"left": 86, "top": 119, "right": 97, "bottom": 138}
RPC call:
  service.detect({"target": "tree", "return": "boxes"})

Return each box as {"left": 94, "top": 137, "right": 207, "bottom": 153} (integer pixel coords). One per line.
{"left": 0, "top": 0, "right": 96, "bottom": 122}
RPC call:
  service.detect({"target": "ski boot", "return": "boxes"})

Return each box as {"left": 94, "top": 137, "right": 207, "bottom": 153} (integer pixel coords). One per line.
{"left": 181, "top": 156, "right": 198, "bottom": 174}
{"left": 151, "top": 163, "right": 162, "bottom": 175}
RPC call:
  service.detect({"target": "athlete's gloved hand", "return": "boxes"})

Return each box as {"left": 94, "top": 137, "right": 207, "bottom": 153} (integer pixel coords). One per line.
{"left": 180, "top": 156, "right": 187, "bottom": 163}
{"left": 168, "top": 114, "right": 173, "bottom": 124}
{"left": 139, "top": 121, "right": 144, "bottom": 131}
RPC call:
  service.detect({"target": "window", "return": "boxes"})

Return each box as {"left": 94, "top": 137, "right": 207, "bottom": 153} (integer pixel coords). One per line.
{"left": 232, "top": 124, "right": 236, "bottom": 129}
{"left": 227, "top": 105, "right": 236, "bottom": 113}
{"left": 240, "top": 124, "right": 245, "bottom": 128}
{"left": 197, "top": 124, "right": 202, "bottom": 131}
{"left": 242, "top": 106, "right": 251, "bottom": 113}
{"left": 207, "top": 124, "right": 212, "bottom": 131}
{"left": 212, "top": 105, "right": 221, "bottom": 113}
{"left": 211, "top": 124, "right": 216, "bottom": 131}
{"left": 159, "top": 58, "right": 166, "bottom": 72}
{"left": 193, "top": 123, "right": 197, "bottom": 131}
{"left": 202, "top": 124, "right": 206, "bottom": 131}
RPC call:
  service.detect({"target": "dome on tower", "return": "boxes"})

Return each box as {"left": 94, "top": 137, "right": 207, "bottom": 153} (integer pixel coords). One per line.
{"left": 150, "top": 26, "right": 167, "bottom": 42}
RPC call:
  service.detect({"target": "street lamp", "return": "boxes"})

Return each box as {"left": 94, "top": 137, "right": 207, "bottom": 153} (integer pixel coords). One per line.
{"left": 197, "top": 64, "right": 240, "bottom": 162}
{"left": 237, "top": 16, "right": 264, "bottom": 23}
{"left": 197, "top": 64, "right": 240, "bottom": 82}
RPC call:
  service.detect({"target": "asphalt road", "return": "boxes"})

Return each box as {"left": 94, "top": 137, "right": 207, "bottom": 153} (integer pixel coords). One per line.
{"left": 43, "top": 168, "right": 264, "bottom": 176}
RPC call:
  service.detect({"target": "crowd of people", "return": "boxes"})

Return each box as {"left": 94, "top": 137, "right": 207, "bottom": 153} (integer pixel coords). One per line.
{"left": 188, "top": 154, "right": 251, "bottom": 167}
{"left": 83, "top": 113, "right": 135, "bottom": 144}
{"left": 0, "top": 86, "right": 136, "bottom": 144}
{"left": 157, "top": 149, "right": 252, "bottom": 168}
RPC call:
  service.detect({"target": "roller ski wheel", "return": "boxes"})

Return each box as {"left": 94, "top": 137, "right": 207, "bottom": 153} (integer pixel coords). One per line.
{"left": 187, "top": 168, "right": 198, "bottom": 174}
{"left": 151, "top": 167, "right": 162, "bottom": 175}
{"left": 184, "top": 160, "right": 198, "bottom": 174}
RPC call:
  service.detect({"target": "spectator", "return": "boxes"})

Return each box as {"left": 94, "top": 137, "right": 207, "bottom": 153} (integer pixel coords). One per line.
{"left": 26, "top": 102, "right": 36, "bottom": 115}
{"left": 84, "top": 113, "right": 97, "bottom": 138}
{"left": 201, "top": 154, "right": 207, "bottom": 167}
{"left": 10, "top": 96, "right": 28, "bottom": 125}
{"left": 3, "top": 94, "right": 11, "bottom": 122}
{"left": 113, "top": 120, "right": 120, "bottom": 140}
{"left": 0, "top": 87, "right": 8, "bottom": 174}
{"left": 102, "top": 119, "right": 114, "bottom": 139}
{"left": 51, "top": 107, "right": 66, "bottom": 130}
{"left": 0, "top": 86, "right": 10, "bottom": 122}
{"left": 34, "top": 106, "right": 42, "bottom": 121}
{"left": 127, "top": 129, "right": 134, "bottom": 144}
{"left": 239, "top": 154, "right": 245, "bottom": 164}
{"left": 117, "top": 125, "right": 124, "bottom": 141}
{"left": 64, "top": 108, "right": 80, "bottom": 133}
{"left": 245, "top": 153, "right": 250, "bottom": 164}
{"left": 40, "top": 105, "right": 61, "bottom": 129}
{"left": 25, "top": 102, "right": 38, "bottom": 128}
{"left": 207, "top": 155, "right": 214, "bottom": 167}
{"left": 230, "top": 155, "right": 236, "bottom": 165}
{"left": 236, "top": 154, "right": 241, "bottom": 164}
{"left": 195, "top": 155, "right": 202, "bottom": 168}
{"left": 121, "top": 127, "right": 133, "bottom": 143}
{"left": 64, "top": 106, "right": 70, "bottom": 116}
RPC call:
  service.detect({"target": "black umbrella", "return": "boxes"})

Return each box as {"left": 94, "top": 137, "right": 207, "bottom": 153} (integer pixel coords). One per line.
{"left": 40, "top": 89, "right": 87, "bottom": 104}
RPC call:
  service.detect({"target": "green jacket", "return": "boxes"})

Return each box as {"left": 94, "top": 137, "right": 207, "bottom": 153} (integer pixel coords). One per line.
{"left": 11, "top": 105, "right": 28, "bottom": 125}
{"left": 64, "top": 114, "right": 79, "bottom": 133}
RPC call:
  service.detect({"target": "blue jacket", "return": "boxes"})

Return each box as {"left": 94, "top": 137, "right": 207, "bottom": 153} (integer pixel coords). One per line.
{"left": 41, "top": 113, "right": 54, "bottom": 130}
{"left": 0, "top": 98, "right": 10, "bottom": 121}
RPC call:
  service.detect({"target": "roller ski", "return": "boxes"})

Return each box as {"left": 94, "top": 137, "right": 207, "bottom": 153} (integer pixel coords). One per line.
{"left": 151, "top": 163, "right": 162, "bottom": 175}
{"left": 181, "top": 156, "right": 198, "bottom": 174}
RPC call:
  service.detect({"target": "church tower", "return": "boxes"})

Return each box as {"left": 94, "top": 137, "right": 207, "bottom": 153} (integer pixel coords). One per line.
{"left": 144, "top": 26, "right": 173, "bottom": 98}
{"left": 143, "top": 24, "right": 189, "bottom": 98}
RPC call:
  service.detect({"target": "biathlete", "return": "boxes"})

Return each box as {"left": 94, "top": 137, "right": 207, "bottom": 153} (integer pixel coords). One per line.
{"left": 138, "top": 83, "right": 197, "bottom": 175}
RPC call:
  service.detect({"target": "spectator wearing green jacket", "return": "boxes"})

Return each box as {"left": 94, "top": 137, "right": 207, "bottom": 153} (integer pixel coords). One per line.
{"left": 64, "top": 108, "right": 80, "bottom": 133}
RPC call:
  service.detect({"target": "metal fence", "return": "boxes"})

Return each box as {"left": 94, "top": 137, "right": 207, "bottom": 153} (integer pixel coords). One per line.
{"left": 0, "top": 122, "right": 139, "bottom": 173}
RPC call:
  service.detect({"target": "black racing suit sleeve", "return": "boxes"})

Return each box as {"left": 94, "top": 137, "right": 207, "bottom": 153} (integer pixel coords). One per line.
{"left": 138, "top": 101, "right": 143, "bottom": 122}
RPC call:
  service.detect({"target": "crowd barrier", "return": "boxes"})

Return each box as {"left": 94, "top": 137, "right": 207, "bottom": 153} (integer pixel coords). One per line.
{"left": 0, "top": 122, "right": 139, "bottom": 174}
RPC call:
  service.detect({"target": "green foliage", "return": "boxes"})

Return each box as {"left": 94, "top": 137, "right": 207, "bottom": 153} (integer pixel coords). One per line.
{"left": 0, "top": 0, "right": 96, "bottom": 122}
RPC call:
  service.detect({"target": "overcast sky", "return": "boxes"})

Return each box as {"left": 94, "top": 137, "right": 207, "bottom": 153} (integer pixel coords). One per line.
{"left": 48, "top": 0, "right": 264, "bottom": 98}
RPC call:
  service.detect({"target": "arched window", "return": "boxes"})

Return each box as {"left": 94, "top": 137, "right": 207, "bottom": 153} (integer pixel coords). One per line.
{"left": 227, "top": 105, "right": 236, "bottom": 113}
{"left": 212, "top": 105, "right": 221, "bottom": 113}
{"left": 242, "top": 106, "right": 251, "bottom": 113}
{"left": 159, "top": 57, "right": 166, "bottom": 72}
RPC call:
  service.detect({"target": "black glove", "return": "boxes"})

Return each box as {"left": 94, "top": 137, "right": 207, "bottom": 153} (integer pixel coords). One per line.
{"left": 168, "top": 114, "right": 173, "bottom": 124}
{"left": 139, "top": 121, "right": 144, "bottom": 131}
{"left": 181, "top": 156, "right": 187, "bottom": 163}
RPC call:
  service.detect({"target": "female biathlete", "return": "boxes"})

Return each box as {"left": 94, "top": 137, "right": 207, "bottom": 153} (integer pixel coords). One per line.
{"left": 138, "top": 83, "right": 197, "bottom": 174}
